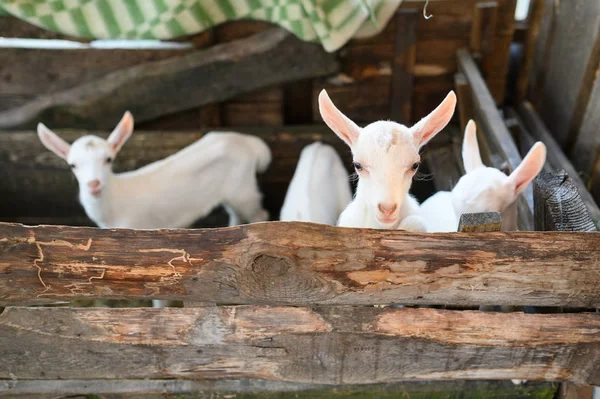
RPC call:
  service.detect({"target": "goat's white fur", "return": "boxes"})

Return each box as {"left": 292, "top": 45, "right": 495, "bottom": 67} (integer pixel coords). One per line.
{"left": 420, "top": 120, "right": 547, "bottom": 232}
{"left": 280, "top": 142, "right": 351, "bottom": 225}
{"left": 318, "top": 89, "right": 457, "bottom": 231}
{"left": 38, "top": 112, "right": 271, "bottom": 308}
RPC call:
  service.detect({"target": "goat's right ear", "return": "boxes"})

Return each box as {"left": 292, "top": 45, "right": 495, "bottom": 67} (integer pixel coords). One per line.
{"left": 37, "top": 123, "right": 70, "bottom": 160}
{"left": 462, "top": 120, "right": 484, "bottom": 173}
{"left": 508, "top": 142, "right": 547, "bottom": 195}
{"left": 318, "top": 89, "right": 361, "bottom": 147}
{"left": 107, "top": 111, "right": 134, "bottom": 153}
{"left": 411, "top": 91, "right": 456, "bottom": 148}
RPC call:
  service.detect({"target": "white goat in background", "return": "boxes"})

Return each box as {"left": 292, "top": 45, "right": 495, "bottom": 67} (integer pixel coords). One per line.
{"left": 280, "top": 142, "right": 352, "bottom": 225}
{"left": 38, "top": 111, "right": 271, "bottom": 230}
{"left": 318, "top": 89, "right": 457, "bottom": 232}
{"left": 420, "top": 120, "right": 547, "bottom": 232}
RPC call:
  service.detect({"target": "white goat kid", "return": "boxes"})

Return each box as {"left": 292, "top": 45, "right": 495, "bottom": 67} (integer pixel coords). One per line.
{"left": 280, "top": 142, "right": 352, "bottom": 225}
{"left": 318, "top": 89, "right": 457, "bottom": 232}
{"left": 420, "top": 120, "right": 547, "bottom": 232}
{"left": 37, "top": 111, "right": 271, "bottom": 229}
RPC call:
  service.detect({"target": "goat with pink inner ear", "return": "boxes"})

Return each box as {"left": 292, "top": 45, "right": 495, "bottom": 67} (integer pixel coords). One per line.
{"left": 318, "top": 89, "right": 457, "bottom": 231}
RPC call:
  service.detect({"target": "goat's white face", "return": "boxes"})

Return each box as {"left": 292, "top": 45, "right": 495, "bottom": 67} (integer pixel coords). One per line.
{"left": 319, "top": 90, "right": 456, "bottom": 228}
{"left": 452, "top": 120, "right": 547, "bottom": 218}
{"left": 37, "top": 111, "right": 134, "bottom": 197}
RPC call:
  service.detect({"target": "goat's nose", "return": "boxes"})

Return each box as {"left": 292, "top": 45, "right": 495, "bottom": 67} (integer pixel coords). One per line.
{"left": 87, "top": 180, "right": 101, "bottom": 189}
{"left": 377, "top": 203, "right": 398, "bottom": 215}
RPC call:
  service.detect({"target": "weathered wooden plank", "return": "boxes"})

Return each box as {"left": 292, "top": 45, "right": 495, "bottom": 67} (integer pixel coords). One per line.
{"left": 518, "top": 101, "right": 600, "bottom": 229}
{"left": 458, "top": 212, "right": 502, "bottom": 232}
{"left": 389, "top": 8, "right": 418, "bottom": 124}
{"left": 516, "top": 0, "right": 545, "bottom": 100}
{"left": 536, "top": 1, "right": 600, "bottom": 147}
{"left": 457, "top": 48, "right": 534, "bottom": 229}
{"left": 0, "top": 306, "right": 598, "bottom": 385}
{"left": 470, "top": 2, "right": 499, "bottom": 57}
{"left": 1, "top": 222, "right": 600, "bottom": 307}
{"left": 0, "top": 28, "right": 338, "bottom": 129}
{"left": 558, "top": 383, "right": 594, "bottom": 399}
{"left": 534, "top": 171, "right": 598, "bottom": 232}
{"left": 0, "top": 379, "right": 559, "bottom": 398}
{"left": 454, "top": 72, "right": 475, "bottom": 133}
{"left": 0, "top": 126, "right": 351, "bottom": 224}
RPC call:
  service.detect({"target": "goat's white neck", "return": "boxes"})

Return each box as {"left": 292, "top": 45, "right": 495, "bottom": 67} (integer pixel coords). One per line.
{"left": 501, "top": 201, "right": 518, "bottom": 231}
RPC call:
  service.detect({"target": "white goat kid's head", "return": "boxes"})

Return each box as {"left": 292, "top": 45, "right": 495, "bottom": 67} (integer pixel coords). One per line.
{"left": 319, "top": 90, "right": 456, "bottom": 228}
{"left": 37, "top": 111, "right": 134, "bottom": 197}
{"left": 452, "top": 120, "right": 547, "bottom": 216}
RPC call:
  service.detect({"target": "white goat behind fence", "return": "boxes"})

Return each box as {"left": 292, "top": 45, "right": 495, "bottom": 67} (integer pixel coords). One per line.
{"left": 318, "top": 89, "right": 456, "bottom": 232}
{"left": 419, "top": 120, "right": 547, "bottom": 232}
{"left": 38, "top": 111, "right": 271, "bottom": 308}
{"left": 280, "top": 142, "right": 352, "bottom": 225}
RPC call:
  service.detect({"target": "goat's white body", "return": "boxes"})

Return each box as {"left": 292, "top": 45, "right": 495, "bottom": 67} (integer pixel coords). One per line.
{"left": 80, "top": 132, "right": 270, "bottom": 229}
{"left": 280, "top": 142, "right": 351, "bottom": 225}
{"left": 419, "top": 191, "right": 458, "bottom": 232}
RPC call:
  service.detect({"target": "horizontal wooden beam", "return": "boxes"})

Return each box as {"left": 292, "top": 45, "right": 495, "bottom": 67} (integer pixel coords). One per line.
{"left": 0, "top": 379, "right": 558, "bottom": 397}
{"left": 0, "top": 126, "right": 349, "bottom": 224}
{"left": 1, "top": 222, "right": 599, "bottom": 307}
{"left": 0, "top": 28, "right": 338, "bottom": 129}
{"left": 0, "top": 306, "right": 598, "bottom": 385}
{"left": 457, "top": 48, "right": 534, "bottom": 229}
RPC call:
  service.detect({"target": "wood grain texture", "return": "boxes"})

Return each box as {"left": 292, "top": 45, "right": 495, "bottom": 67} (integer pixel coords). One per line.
{"left": 534, "top": 171, "right": 598, "bottom": 232}
{"left": 516, "top": 0, "right": 545, "bottom": 101}
{"left": 1, "top": 221, "right": 599, "bottom": 307}
{"left": 457, "top": 49, "right": 534, "bottom": 230}
{"left": 458, "top": 212, "right": 502, "bottom": 232}
{"left": 518, "top": 101, "right": 600, "bottom": 229}
{"left": 0, "top": 380, "right": 559, "bottom": 398}
{"left": 0, "top": 28, "right": 338, "bottom": 129}
{"left": 0, "top": 306, "right": 599, "bottom": 385}
{"left": 0, "top": 126, "right": 351, "bottom": 225}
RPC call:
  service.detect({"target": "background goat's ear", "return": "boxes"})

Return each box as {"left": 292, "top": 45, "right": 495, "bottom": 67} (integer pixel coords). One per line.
{"left": 107, "top": 111, "right": 134, "bottom": 153}
{"left": 462, "top": 120, "right": 484, "bottom": 173}
{"left": 318, "top": 89, "right": 361, "bottom": 146}
{"left": 37, "top": 123, "right": 71, "bottom": 160}
{"left": 411, "top": 91, "right": 457, "bottom": 147}
{"left": 508, "top": 142, "right": 547, "bottom": 194}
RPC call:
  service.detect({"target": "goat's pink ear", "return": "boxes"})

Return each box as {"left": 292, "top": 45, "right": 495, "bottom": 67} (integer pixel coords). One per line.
{"left": 462, "top": 120, "right": 484, "bottom": 173}
{"left": 411, "top": 91, "right": 457, "bottom": 147}
{"left": 508, "top": 142, "right": 547, "bottom": 194}
{"left": 318, "top": 89, "right": 361, "bottom": 147}
{"left": 37, "top": 123, "right": 70, "bottom": 160}
{"left": 107, "top": 111, "right": 134, "bottom": 152}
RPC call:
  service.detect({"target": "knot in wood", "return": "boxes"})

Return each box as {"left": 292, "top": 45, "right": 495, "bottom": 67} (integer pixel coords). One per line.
{"left": 251, "top": 254, "right": 292, "bottom": 278}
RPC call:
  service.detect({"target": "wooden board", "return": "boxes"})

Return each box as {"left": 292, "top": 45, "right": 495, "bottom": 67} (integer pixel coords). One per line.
{"left": 0, "top": 306, "right": 599, "bottom": 385}
{"left": 1, "top": 222, "right": 599, "bottom": 307}
{"left": 0, "top": 126, "right": 350, "bottom": 225}
{"left": 0, "top": 379, "right": 559, "bottom": 398}
{"left": 0, "top": 28, "right": 338, "bottom": 129}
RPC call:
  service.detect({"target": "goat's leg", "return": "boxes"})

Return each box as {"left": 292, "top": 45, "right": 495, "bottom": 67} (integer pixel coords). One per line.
{"left": 226, "top": 186, "right": 269, "bottom": 224}
{"left": 223, "top": 203, "right": 242, "bottom": 227}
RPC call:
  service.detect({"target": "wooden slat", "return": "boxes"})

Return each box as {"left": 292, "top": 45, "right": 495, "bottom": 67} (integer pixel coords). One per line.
{"left": 0, "top": 125, "right": 350, "bottom": 224}
{"left": 454, "top": 72, "right": 475, "bottom": 132}
{"left": 534, "top": 171, "right": 598, "bottom": 232}
{"left": 0, "top": 379, "right": 559, "bottom": 397}
{"left": 457, "top": 48, "right": 534, "bottom": 230}
{"left": 516, "top": 0, "right": 545, "bottom": 100}
{"left": 1, "top": 222, "right": 600, "bottom": 307}
{"left": 0, "top": 28, "right": 338, "bottom": 129}
{"left": 0, "top": 306, "right": 599, "bottom": 385}
{"left": 389, "top": 8, "right": 418, "bottom": 124}
{"left": 518, "top": 101, "right": 600, "bottom": 229}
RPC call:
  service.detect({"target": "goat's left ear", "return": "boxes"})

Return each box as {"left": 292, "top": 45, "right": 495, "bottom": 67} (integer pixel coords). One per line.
{"left": 411, "top": 91, "right": 456, "bottom": 147}
{"left": 107, "top": 111, "right": 134, "bottom": 153}
{"left": 507, "top": 142, "right": 547, "bottom": 194}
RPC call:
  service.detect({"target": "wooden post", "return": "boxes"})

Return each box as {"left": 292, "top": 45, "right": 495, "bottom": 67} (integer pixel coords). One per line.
{"left": 458, "top": 212, "right": 502, "bottom": 232}
{"left": 389, "top": 8, "right": 418, "bottom": 124}
{"left": 454, "top": 73, "right": 475, "bottom": 133}
{"left": 534, "top": 170, "right": 598, "bottom": 232}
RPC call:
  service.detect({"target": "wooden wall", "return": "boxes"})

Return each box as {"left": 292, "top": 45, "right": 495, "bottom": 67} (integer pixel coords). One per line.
{"left": 527, "top": 0, "right": 600, "bottom": 206}
{"left": 0, "top": 0, "right": 516, "bottom": 129}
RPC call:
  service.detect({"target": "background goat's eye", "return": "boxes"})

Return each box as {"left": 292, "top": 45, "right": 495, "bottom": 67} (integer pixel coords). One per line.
{"left": 105, "top": 157, "right": 113, "bottom": 164}
{"left": 68, "top": 163, "right": 76, "bottom": 169}
{"left": 411, "top": 162, "right": 420, "bottom": 171}
{"left": 353, "top": 162, "right": 363, "bottom": 171}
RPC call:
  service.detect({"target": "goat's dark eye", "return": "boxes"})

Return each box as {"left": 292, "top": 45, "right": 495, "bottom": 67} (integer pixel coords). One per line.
{"left": 68, "top": 163, "right": 76, "bottom": 169}
{"left": 353, "top": 162, "right": 363, "bottom": 171}
{"left": 105, "top": 157, "right": 113, "bottom": 164}
{"left": 411, "top": 162, "right": 420, "bottom": 171}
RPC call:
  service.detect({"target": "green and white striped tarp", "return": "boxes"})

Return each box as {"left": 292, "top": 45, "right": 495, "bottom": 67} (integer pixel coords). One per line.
{"left": 0, "top": 0, "right": 403, "bottom": 52}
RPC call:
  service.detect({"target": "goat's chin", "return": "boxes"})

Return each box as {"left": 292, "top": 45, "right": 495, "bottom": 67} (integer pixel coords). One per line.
{"left": 376, "top": 216, "right": 400, "bottom": 229}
